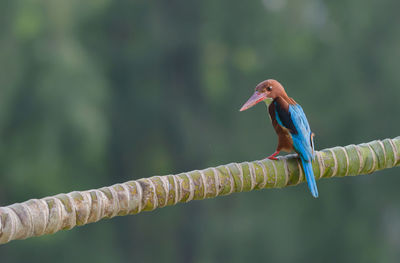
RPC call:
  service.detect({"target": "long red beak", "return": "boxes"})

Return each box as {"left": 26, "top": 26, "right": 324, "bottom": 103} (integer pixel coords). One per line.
{"left": 239, "top": 91, "right": 267, "bottom": 111}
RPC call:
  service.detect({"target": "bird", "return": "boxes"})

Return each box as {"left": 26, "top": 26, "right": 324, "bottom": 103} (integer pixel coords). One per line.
{"left": 239, "top": 79, "right": 318, "bottom": 198}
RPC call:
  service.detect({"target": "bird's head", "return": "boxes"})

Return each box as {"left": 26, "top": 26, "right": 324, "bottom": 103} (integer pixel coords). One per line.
{"left": 240, "top": 79, "right": 286, "bottom": 111}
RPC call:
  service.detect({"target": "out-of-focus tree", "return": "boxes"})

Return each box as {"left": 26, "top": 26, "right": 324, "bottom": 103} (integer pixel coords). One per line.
{"left": 0, "top": 0, "right": 400, "bottom": 262}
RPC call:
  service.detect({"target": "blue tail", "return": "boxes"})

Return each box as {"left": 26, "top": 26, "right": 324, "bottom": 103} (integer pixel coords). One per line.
{"left": 300, "top": 158, "right": 319, "bottom": 198}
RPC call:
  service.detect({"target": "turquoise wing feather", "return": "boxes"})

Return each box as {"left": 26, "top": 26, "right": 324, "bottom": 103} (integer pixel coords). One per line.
{"left": 275, "top": 103, "right": 318, "bottom": 197}
{"left": 288, "top": 104, "right": 314, "bottom": 161}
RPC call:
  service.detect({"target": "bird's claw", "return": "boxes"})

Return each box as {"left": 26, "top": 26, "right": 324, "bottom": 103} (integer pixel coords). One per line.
{"left": 263, "top": 151, "right": 280, "bottom": 160}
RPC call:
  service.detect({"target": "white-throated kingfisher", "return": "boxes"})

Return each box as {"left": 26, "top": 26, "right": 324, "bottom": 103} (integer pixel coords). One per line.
{"left": 240, "top": 79, "right": 318, "bottom": 198}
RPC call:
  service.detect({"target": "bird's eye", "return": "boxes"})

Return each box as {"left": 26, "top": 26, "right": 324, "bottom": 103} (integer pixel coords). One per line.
{"left": 266, "top": 86, "right": 272, "bottom": 91}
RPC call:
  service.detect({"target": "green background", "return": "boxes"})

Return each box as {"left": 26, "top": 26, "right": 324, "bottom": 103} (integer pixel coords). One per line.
{"left": 1, "top": 0, "right": 400, "bottom": 262}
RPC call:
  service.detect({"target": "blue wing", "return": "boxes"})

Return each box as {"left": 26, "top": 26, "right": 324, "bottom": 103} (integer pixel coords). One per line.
{"left": 275, "top": 103, "right": 318, "bottom": 197}
{"left": 288, "top": 104, "right": 314, "bottom": 161}
{"left": 289, "top": 104, "right": 318, "bottom": 197}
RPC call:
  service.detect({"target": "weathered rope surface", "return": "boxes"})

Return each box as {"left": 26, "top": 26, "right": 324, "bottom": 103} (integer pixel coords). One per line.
{"left": 0, "top": 137, "right": 399, "bottom": 245}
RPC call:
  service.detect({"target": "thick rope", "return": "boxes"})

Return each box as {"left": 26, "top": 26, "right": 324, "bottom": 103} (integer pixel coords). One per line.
{"left": 0, "top": 137, "right": 399, "bottom": 245}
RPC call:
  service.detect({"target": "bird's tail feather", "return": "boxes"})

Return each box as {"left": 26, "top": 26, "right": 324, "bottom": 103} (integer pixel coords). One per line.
{"left": 300, "top": 158, "right": 319, "bottom": 198}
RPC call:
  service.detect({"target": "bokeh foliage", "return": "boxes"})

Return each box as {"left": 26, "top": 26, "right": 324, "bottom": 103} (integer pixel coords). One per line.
{"left": 0, "top": 0, "right": 400, "bottom": 262}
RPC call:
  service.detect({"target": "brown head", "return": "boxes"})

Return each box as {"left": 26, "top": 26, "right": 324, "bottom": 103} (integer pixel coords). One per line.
{"left": 240, "top": 79, "right": 288, "bottom": 111}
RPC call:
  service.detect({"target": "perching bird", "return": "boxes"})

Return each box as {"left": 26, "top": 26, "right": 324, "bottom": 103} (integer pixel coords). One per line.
{"left": 240, "top": 79, "right": 318, "bottom": 198}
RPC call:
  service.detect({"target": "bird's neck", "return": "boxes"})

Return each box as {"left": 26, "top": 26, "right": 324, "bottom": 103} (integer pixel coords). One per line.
{"left": 274, "top": 94, "right": 296, "bottom": 105}
{"left": 273, "top": 95, "right": 296, "bottom": 112}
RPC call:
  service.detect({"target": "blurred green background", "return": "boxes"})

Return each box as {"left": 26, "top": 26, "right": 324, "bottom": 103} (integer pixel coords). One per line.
{"left": 1, "top": 0, "right": 400, "bottom": 262}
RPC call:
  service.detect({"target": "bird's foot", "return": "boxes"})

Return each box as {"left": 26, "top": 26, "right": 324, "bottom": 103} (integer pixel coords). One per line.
{"left": 264, "top": 151, "right": 280, "bottom": 160}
